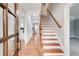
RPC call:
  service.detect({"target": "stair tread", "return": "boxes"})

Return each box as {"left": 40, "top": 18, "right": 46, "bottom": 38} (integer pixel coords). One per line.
{"left": 41, "top": 31, "right": 55, "bottom": 33}
{"left": 43, "top": 43, "right": 60, "bottom": 46}
{"left": 41, "top": 24, "right": 51, "bottom": 26}
{"left": 43, "top": 49, "right": 64, "bottom": 53}
{"left": 41, "top": 30, "right": 54, "bottom": 31}
{"left": 41, "top": 27, "right": 52, "bottom": 29}
{"left": 41, "top": 26, "right": 51, "bottom": 27}
{"left": 42, "top": 39, "right": 58, "bottom": 40}
{"left": 41, "top": 33, "right": 56, "bottom": 35}
{"left": 41, "top": 25, "right": 51, "bottom": 27}
{"left": 41, "top": 32, "right": 55, "bottom": 34}
{"left": 42, "top": 35, "right": 56, "bottom": 36}
{"left": 41, "top": 36, "right": 58, "bottom": 39}
{"left": 42, "top": 36, "right": 57, "bottom": 37}
{"left": 41, "top": 33, "right": 55, "bottom": 35}
{"left": 41, "top": 28, "right": 53, "bottom": 30}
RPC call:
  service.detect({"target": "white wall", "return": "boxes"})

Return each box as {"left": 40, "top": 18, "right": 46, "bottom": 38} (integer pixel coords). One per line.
{"left": 18, "top": 3, "right": 41, "bottom": 44}
{"left": 64, "top": 7, "right": 70, "bottom": 56}
{"left": 18, "top": 12, "right": 33, "bottom": 44}
{"left": 25, "top": 14, "right": 33, "bottom": 44}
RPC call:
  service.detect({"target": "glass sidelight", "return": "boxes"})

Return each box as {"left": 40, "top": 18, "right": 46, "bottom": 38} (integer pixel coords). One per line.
{"left": 8, "top": 11, "right": 15, "bottom": 56}
{"left": 0, "top": 7, "right": 3, "bottom": 56}
{"left": 0, "top": 3, "right": 19, "bottom": 56}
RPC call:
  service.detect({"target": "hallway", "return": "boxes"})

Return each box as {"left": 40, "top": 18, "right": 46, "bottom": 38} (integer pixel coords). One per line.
{"left": 19, "top": 16, "right": 64, "bottom": 56}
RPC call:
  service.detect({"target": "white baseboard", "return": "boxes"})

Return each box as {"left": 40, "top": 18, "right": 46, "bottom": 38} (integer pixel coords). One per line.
{"left": 70, "top": 36, "right": 79, "bottom": 39}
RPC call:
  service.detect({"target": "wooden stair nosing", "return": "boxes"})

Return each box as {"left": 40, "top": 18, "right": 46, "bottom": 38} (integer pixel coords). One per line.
{"left": 41, "top": 28, "right": 53, "bottom": 30}
{"left": 42, "top": 35, "right": 56, "bottom": 36}
{"left": 43, "top": 49, "right": 64, "bottom": 53}
{"left": 43, "top": 43, "right": 60, "bottom": 46}
{"left": 41, "top": 28, "right": 53, "bottom": 29}
{"left": 41, "top": 32, "right": 56, "bottom": 34}
{"left": 41, "top": 31, "right": 55, "bottom": 33}
{"left": 41, "top": 25, "right": 51, "bottom": 27}
{"left": 42, "top": 39, "right": 58, "bottom": 40}
{"left": 40, "top": 32, "right": 55, "bottom": 33}
{"left": 41, "top": 26, "right": 52, "bottom": 28}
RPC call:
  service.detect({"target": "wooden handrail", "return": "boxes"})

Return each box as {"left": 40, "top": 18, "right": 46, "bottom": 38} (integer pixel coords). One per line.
{"left": 47, "top": 8, "right": 62, "bottom": 28}
{"left": 0, "top": 33, "right": 18, "bottom": 43}
{"left": 0, "top": 3, "right": 7, "bottom": 9}
{"left": 0, "top": 3, "right": 16, "bottom": 17}
{"left": 0, "top": 37, "right": 3, "bottom": 42}
{"left": 8, "top": 9, "right": 16, "bottom": 17}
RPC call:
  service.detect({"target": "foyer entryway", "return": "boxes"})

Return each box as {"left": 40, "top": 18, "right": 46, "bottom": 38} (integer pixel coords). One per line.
{"left": 19, "top": 16, "right": 64, "bottom": 56}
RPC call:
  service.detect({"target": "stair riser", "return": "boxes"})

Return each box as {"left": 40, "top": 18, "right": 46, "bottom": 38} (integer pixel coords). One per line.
{"left": 42, "top": 41, "right": 59, "bottom": 43}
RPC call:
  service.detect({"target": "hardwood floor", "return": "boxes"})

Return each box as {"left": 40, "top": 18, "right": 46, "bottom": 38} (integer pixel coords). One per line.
{"left": 19, "top": 33, "right": 41, "bottom": 56}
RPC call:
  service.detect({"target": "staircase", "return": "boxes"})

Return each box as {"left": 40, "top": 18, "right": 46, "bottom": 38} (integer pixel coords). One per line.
{"left": 40, "top": 16, "right": 64, "bottom": 56}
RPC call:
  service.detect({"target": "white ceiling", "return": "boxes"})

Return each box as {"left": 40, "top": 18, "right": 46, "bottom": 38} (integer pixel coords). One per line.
{"left": 18, "top": 3, "right": 41, "bottom": 24}
{"left": 19, "top": 3, "right": 41, "bottom": 15}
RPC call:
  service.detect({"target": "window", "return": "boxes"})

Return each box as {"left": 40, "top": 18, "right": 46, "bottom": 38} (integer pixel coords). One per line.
{"left": 0, "top": 7, "right": 3, "bottom": 56}
{"left": 0, "top": 3, "right": 19, "bottom": 56}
